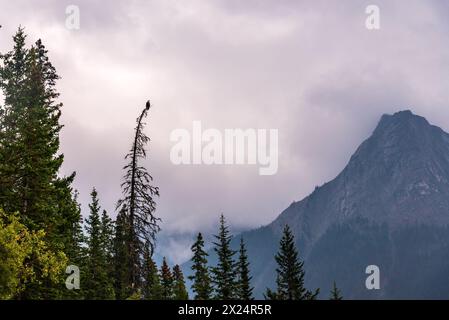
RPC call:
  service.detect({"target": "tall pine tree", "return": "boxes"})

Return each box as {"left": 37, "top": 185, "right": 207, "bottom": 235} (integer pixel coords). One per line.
{"left": 0, "top": 27, "right": 80, "bottom": 299}
{"left": 112, "top": 210, "right": 130, "bottom": 299}
{"left": 116, "top": 101, "right": 160, "bottom": 294}
{"left": 188, "top": 232, "right": 212, "bottom": 300}
{"left": 172, "top": 265, "right": 188, "bottom": 300}
{"left": 265, "top": 225, "right": 319, "bottom": 300}
{"left": 211, "top": 214, "right": 237, "bottom": 299}
{"left": 85, "top": 188, "right": 115, "bottom": 299}
{"left": 142, "top": 244, "right": 162, "bottom": 300}
{"left": 236, "top": 237, "right": 253, "bottom": 300}
{"left": 160, "top": 257, "right": 173, "bottom": 300}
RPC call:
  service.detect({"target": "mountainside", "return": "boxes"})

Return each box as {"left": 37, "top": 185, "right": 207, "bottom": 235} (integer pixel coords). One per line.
{"left": 234, "top": 110, "right": 449, "bottom": 299}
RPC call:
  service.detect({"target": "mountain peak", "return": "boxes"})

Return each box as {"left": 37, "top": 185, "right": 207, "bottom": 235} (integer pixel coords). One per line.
{"left": 239, "top": 110, "right": 449, "bottom": 299}
{"left": 375, "top": 109, "right": 430, "bottom": 134}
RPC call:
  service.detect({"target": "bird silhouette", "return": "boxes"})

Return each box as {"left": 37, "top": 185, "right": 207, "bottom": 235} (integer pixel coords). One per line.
{"left": 146, "top": 100, "right": 150, "bottom": 110}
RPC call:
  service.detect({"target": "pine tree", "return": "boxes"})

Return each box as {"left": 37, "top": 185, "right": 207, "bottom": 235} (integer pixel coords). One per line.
{"left": 330, "top": 281, "right": 343, "bottom": 300}
{"left": 266, "top": 225, "right": 319, "bottom": 300}
{"left": 160, "top": 257, "right": 173, "bottom": 300}
{"left": 173, "top": 265, "right": 189, "bottom": 300}
{"left": 211, "top": 214, "right": 237, "bottom": 299}
{"left": 188, "top": 232, "right": 212, "bottom": 300}
{"left": 61, "top": 191, "right": 85, "bottom": 300}
{"left": 85, "top": 188, "right": 102, "bottom": 299}
{"left": 85, "top": 188, "right": 115, "bottom": 299}
{"left": 116, "top": 101, "right": 160, "bottom": 294}
{"left": 0, "top": 28, "right": 80, "bottom": 298}
{"left": 142, "top": 243, "right": 162, "bottom": 300}
{"left": 236, "top": 237, "right": 253, "bottom": 300}
{"left": 112, "top": 210, "right": 130, "bottom": 300}
{"left": 99, "top": 209, "right": 115, "bottom": 299}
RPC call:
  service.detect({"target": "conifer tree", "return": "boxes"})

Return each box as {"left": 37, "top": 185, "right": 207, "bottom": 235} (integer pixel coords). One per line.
{"left": 112, "top": 210, "right": 130, "bottom": 300}
{"left": 160, "top": 257, "right": 173, "bottom": 300}
{"left": 0, "top": 29, "right": 78, "bottom": 235}
{"left": 142, "top": 243, "right": 162, "bottom": 300}
{"left": 0, "top": 28, "right": 80, "bottom": 298}
{"left": 188, "top": 232, "right": 212, "bottom": 300}
{"left": 99, "top": 209, "right": 115, "bottom": 299}
{"left": 266, "top": 225, "right": 319, "bottom": 300}
{"left": 85, "top": 188, "right": 102, "bottom": 299}
{"left": 116, "top": 101, "right": 160, "bottom": 294}
{"left": 330, "top": 281, "right": 343, "bottom": 300}
{"left": 211, "top": 214, "right": 237, "bottom": 299}
{"left": 173, "top": 265, "right": 189, "bottom": 300}
{"left": 236, "top": 237, "right": 253, "bottom": 300}
{"left": 85, "top": 188, "right": 115, "bottom": 299}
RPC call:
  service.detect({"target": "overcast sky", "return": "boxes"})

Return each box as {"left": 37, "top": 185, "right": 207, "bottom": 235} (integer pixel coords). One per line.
{"left": 2, "top": 0, "right": 449, "bottom": 262}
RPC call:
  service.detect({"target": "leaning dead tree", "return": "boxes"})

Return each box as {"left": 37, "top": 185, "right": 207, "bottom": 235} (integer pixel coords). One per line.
{"left": 117, "top": 100, "right": 160, "bottom": 290}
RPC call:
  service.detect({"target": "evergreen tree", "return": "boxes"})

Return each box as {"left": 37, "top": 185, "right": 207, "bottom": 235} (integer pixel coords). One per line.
{"left": 142, "top": 243, "right": 162, "bottom": 300}
{"left": 173, "top": 265, "right": 189, "bottom": 300}
{"left": 116, "top": 101, "right": 160, "bottom": 294}
{"left": 188, "top": 232, "right": 212, "bottom": 300}
{"left": 85, "top": 188, "right": 115, "bottom": 299}
{"left": 330, "top": 281, "right": 343, "bottom": 300}
{"left": 0, "top": 28, "right": 80, "bottom": 299}
{"left": 236, "top": 237, "right": 253, "bottom": 300}
{"left": 99, "top": 209, "right": 115, "bottom": 299}
{"left": 0, "top": 210, "right": 67, "bottom": 299}
{"left": 112, "top": 210, "right": 130, "bottom": 300}
{"left": 61, "top": 191, "right": 86, "bottom": 300}
{"left": 211, "top": 214, "right": 237, "bottom": 299}
{"left": 266, "top": 225, "right": 319, "bottom": 300}
{"left": 160, "top": 257, "right": 173, "bottom": 300}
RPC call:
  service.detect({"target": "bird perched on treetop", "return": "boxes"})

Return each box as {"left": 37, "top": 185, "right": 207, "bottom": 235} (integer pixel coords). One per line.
{"left": 146, "top": 100, "right": 151, "bottom": 110}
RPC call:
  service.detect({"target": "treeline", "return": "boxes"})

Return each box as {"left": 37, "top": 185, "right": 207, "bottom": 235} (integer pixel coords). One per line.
{"left": 0, "top": 28, "right": 160, "bottom": 300}
{"left": 0, "top": 28, "right": 342, "bottom": 300}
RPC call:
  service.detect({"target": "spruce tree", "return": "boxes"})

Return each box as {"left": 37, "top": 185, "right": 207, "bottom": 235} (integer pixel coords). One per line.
{"left": 172, "top": 265, "right": 189, "bottom": 300}
{"left": 0, "top": 30, "right": 78, "bottom": 235}
{"left": 0, "top": 28, "right": 80, "bottom": 298}
{"left": 211, "top": 214, "right": 237, "bottom": 299}
{"left": 160, "top": 257, "right": 173, "bottom": 300}
{"left": 266, "top": 225, "right": 319, "bottom": 300}
{"left": 85, "top": 188, "right": 102, "bottom": 299}
{"left": 142, "top": 243, "right": 162, "bottom": 300}
{"left": 116, "top": 101, "right": 160, "bottom": 294}
{"left": 99, "top": 209, "right": 115, "bottom": 299}
{"left": 236, "top": 237, "right": 253, "bottom": 300}
{"left": 85, "top": 188, "right": 115, "bottom": 299}
{"left": 112, "top": 210, "right": 130, "bottom": 299}
{"left": 330, "top": 281, "right": 343, "bottom": 300}
{"left": 188, "top": 232, "right": 212, "bottom": 300}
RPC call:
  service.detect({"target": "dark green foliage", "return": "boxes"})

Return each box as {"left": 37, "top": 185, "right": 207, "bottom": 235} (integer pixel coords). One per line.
{"left": 330, "top": 281, "right": 342, "bottom": 300}
{"left": 0, "top": 27, "right": 81, "bottom": 299}
{"left": 236, "top": 237, "right": 253, "bottom": 300}
{"left": 112, "top": 210, "right": 131, "bottom": 300}
{"left": 160, "top": 257, "right": 173, "bottom": 300}
{"left": 188, "top": 232, "right": 212, "bottom": 300}
{"left": 142, "top": 243, "right": 162, "bottom": 300}
{"left": 211, "top": 214, "right": 237, "bottom": 299}
{"left": 85, "top": 188, "right": 115, "bottom": 299}
{"left": 266, "top": 225, "right": 319, "bottom": 300}
{"left": 173, "top": 265, "right": 188, "bottom": 300}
